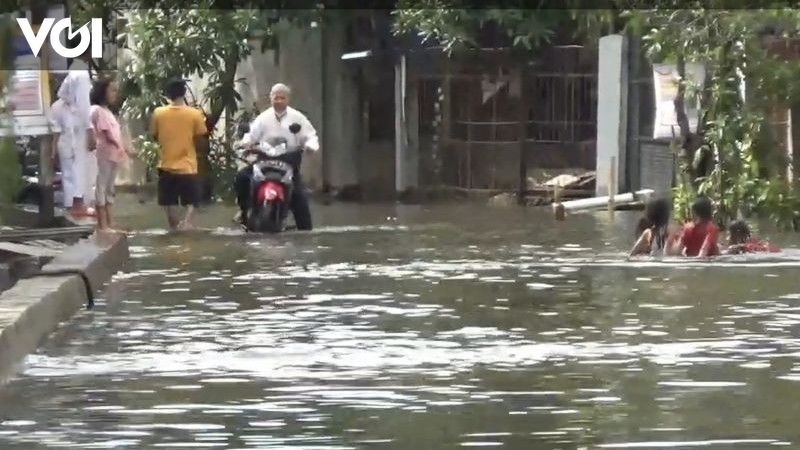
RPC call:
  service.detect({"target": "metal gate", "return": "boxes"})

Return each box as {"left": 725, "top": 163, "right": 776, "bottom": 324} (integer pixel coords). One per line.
{"left": 517, "top": 46, "right": 598, "bottom": 198}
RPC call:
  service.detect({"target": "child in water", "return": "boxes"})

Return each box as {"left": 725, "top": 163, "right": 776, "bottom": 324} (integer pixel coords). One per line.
{"left": 726, "top": 220, "right": 780, "bottom": 254}
{"left": 670, "top": 196, "right": 721, "bottom": 257}
{"left": 630, "top": 198, "right": 680, "bottom": 257}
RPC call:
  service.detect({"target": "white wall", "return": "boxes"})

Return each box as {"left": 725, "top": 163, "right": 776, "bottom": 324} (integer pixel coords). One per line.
{"left": 595, "top": 34, "right": 628, "bottom": 197}
{"left": 320, "top": 16, "right": 360, "bottom": 189}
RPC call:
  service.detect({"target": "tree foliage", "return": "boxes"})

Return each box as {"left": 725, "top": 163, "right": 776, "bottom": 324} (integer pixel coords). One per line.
{"left": 70, "top": 0, "right": 125, "bottom": 73}
{"left": 392, "top": 1, "right": 617, "bottom": 53}
{"left": 394, "top": 3, "right": 800, "bottom": 229}
{"left": 114, "top": 3, "right": 321, "bottom": 127}
{"left": 623, "top": 7, "right": 800, "bottom": 227}
{"left": 113, "top": 4, "right": 319, "bottom": 200}
{"left": 0, "top": 13, "right": 25, "bottom": 205}
{"left": 120, "top": 7, "right": 256, "bottom": 127}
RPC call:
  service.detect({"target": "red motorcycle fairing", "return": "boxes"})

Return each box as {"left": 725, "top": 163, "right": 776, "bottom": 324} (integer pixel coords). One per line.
{"left": 257, "top": 181, "right": 285, "bottom": 203}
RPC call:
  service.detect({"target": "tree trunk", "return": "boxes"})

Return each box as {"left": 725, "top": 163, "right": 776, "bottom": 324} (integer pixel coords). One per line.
{"left": 198, "top": 46, "right": 240, "bottom": 202}
{"left": 208, "top": 50, "right": 241, "bottom": 131}
{"left": 674, "top": 54, "right": 706, "bottom": 188}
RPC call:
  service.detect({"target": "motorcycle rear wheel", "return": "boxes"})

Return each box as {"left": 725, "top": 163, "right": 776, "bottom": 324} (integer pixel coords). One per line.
{"left": 247, "top": 203, "right": 284, "bottom": 233}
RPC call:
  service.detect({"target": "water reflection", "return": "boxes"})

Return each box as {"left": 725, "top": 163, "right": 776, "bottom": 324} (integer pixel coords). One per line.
{"left": 0, "top": 200, "right": 799, "bottom": 449}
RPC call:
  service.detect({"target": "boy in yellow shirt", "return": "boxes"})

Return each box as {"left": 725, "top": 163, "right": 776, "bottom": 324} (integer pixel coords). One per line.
{"left": 150, "top": 79, "right": 207, "bottom": 230}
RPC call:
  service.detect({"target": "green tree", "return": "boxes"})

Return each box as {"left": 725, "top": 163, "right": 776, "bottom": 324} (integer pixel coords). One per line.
{"left": 395, "top": 3, "right": 800, "bottom": 228}
{"left": 70, "top": 0, "right": 126, "bottom": 73}
{"left": 622, "top": 7, "right": 800, "bottom": 227}
{"left": 0, "top": 13, "right": 25, "bottom": 206}
{"left": 392, "top": 1, "right": 616, "bottom": 53}
{"left": 117, "top": 4, "right": 321, "bottom": 200}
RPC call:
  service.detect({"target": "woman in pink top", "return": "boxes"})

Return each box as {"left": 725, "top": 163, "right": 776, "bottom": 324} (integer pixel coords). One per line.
{"left": 90, "top": 78, "right": 132, "bottom": 232}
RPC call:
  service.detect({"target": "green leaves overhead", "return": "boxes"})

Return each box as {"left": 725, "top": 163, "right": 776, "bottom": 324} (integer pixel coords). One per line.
{"left": 624, "top": 6, "right": 800, "bottom": 227}
{"left": 120, "top": 8, "right": 257, "bottom": 124}
{"left": 392, "top": 3, "right": 615, "bottom": 53}
{"left": 393, "top": 3, "right": 800, "bottom": 227}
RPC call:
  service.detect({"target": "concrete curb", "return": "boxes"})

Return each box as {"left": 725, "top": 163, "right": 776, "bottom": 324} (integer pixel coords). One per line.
{"left": 0, "top": 233, "right": 130, "bottom": 384}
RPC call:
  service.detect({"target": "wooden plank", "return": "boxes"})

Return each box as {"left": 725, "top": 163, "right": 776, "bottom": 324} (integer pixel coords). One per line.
{"left": 522, "top": 188, "right": 593, "bottom": 197}
{"left": 0, "top": 227, "right": 94, "bottom": 243}
{"left": 28, "top": 240, "right": 69, "bottom": 250}
{"left": 0, "top": 242, "right": 62, "bottom": 257}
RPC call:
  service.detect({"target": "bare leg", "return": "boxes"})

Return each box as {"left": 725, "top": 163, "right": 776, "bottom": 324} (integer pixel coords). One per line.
{"left": 95, "top": 205, "right": 107, "bottom": 231}
{"left": 165, "top": 206, "right": 181, "bottom": 230}
{"left": 105, "top": 204, "right": 112, "bottom": 229}
{"left": 104, "top": 204, "right": 125, "bottom": 233}
{"left": 178, "top": 206, "right": 197, "bottom": 230}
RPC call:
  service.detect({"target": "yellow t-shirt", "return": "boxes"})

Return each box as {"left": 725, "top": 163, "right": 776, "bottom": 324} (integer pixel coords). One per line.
{"left": 151, "top": 105, "right": 207, "bottom": 174}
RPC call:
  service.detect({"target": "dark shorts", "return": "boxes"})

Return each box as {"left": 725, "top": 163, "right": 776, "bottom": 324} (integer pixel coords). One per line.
{"left": 158, "top": 170, "right": 199, "bottom": 207}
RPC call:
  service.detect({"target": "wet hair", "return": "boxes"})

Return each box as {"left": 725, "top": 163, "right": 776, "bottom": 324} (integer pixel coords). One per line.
{"left": 729, "top": 220, "right": 751, "bottom": 244}
{"left": 691, "top": 196, "right": 714, "bottom": 222}
{"left": 646, "top": 198, "right": 671, "bottom": 228}
{"left": 90, "top": 78, "right": 113, "bottom": 106}
{"left": 636, "top": 198, "right": 671, "bottom": 237}
{"left": 165, "top": 78, "right": 187, "bottom": 100}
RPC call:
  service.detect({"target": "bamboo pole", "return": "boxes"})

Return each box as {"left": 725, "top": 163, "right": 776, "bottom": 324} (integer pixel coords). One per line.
{"left": 608, "top": 156, "right": 616, "bottom": 215}
{"left": 466, "top": 87, "right": 473, "bottom": 189}
{"left": 517, "top": 65, "right": 528, "bottom": 205}
{"left": 553, "top": 183, "right": 565, "bottom": 221}
{"left": 561, "top": 189, "right": 653, "bottom": 211}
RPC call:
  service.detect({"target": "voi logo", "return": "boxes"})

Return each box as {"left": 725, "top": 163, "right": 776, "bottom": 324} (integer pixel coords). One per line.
{"left": 16, "top": 17, "right": 103, "bottom": 59}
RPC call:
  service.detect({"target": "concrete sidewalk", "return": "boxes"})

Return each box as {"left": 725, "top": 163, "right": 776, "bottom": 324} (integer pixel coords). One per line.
{"left": 0, "top": 233, "right": 129, "bottom": 383}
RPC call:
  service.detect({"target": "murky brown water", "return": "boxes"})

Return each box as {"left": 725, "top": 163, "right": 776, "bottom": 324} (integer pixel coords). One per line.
{"left": 2, "top": 196, "right": 800, "bottom": 449}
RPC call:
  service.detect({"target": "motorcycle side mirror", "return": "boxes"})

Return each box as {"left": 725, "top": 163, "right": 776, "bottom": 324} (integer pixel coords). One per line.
{"left": 289, "top": 123, "right": 301, "bottom": 134}
{"left": 238, "top": 123, "right": 250, "bottom": 138}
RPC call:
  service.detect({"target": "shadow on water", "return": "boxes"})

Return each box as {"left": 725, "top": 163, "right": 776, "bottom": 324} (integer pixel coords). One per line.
{"left": 2, "top": 195, "right": 800, "bottom": 449}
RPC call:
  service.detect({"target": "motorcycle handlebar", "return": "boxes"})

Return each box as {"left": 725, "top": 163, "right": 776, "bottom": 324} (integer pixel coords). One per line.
{"left": 234, "top": 142, "right": 306, "bottom": 159}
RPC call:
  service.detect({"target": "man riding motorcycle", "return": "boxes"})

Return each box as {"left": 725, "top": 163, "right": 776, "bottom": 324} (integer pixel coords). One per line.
{"left": 234, "top": 83, "right": 319, "bottom": 230}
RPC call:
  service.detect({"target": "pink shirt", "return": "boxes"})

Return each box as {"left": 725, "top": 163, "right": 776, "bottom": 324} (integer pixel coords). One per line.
{"left": 90, "top": 105, "right": 127, "bottom": 163}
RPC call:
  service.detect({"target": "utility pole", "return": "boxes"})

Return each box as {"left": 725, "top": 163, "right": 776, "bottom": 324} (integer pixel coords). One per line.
{"left": 32, "top": 1, "right": 55, "bottom": 226}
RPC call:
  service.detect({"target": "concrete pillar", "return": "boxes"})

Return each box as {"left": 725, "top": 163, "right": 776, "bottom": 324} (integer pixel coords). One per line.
{"left": 320, "top": 13, "right": 360, "bottom": 191}
{"left": 792, "top": 104, "right": 800, "bottom": 185}
{"left": 395, "top": 55, "right": 419, "bottom": 193}
{"left": 403, "top": 72, "right": 420, "bottom": 192}
{"left": 595, "top": 34, "right": 629, "bottom": 197}
{"left": 625, "top": 33, "right": 642, "bottom": 191}
{"left": 787, "top": 107, "right": 794, "bottom": 182}
{"left": 276, "top": 24, "right": 324, "bottom": 191}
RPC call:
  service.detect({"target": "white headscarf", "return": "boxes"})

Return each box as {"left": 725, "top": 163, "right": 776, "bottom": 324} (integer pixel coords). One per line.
{"left": 57, "top": 74, "right": 75, "bottom": 104}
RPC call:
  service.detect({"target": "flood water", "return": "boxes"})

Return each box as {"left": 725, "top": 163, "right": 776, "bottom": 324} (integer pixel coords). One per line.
{"left": 2, "top": 197, "right": 800, "bottom": 449}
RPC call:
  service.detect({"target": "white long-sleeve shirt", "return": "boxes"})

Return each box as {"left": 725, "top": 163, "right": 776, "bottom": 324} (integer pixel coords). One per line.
{"left": 57, "top": 70, "right": 92, "bottom": 131}
{"left": 49, "top": 98, "right": 73, "bottom": 157}
{"left": 240, "top": 106, "right": 320, "bottom": 154}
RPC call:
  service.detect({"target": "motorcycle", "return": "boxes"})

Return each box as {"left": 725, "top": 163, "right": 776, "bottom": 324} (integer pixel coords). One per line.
{"left": 236, "top": 122, "right": 303, "bottom": 233}
{"left": 15, "top": 135, "right": 63, "bottom": 207}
